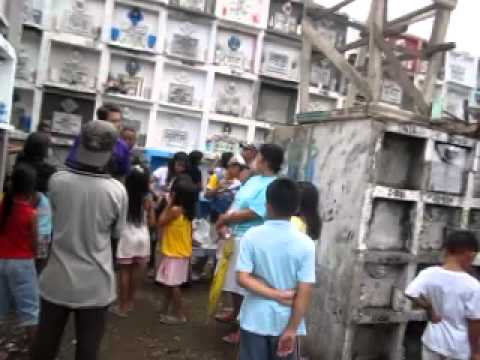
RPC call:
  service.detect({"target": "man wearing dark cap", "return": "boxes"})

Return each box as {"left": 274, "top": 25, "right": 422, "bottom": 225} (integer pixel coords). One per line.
{"left": 32, "top": 121, "right": 128, "bottom": 360}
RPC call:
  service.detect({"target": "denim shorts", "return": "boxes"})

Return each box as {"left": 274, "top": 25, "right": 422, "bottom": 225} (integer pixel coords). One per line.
{"left": 239, "top": 329, "right": 297, "bottom": 360}
{"left": 0, "top": 259, "right": 39, "bottom": 327}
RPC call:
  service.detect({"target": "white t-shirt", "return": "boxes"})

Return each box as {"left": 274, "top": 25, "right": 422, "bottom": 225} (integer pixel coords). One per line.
{"left": 405, "top": 266, "right": 480, "bottom": 359}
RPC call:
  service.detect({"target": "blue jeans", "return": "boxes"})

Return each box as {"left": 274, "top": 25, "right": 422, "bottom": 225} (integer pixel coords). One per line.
{"left": 0, "top": 259, "right": 39, "bottom": 326}
{"left": 239, "top": 329, "right": 297, "bottom": 360}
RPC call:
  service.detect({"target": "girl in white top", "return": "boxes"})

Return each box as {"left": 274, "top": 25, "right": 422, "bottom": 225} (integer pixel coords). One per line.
{"left": 113, "top": 165, "right": 155, "bottom": 317}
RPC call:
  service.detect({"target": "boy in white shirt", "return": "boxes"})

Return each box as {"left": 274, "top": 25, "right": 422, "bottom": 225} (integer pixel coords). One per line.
{"left": 405, "top": 230, "right": 480, "bottom": 360}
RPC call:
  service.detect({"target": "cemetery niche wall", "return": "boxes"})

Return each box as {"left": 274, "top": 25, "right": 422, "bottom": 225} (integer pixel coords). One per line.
{"left": 8, "top": 0, "right": 348, "bottom": 155}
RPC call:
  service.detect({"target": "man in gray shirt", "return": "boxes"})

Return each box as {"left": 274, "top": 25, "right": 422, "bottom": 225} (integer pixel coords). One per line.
{"left": 32, "top": 120, "right": 127, "bottom": 360}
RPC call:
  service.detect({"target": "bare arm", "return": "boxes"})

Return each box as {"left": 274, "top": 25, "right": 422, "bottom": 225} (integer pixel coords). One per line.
{"left": 158, "top": 204, "right": 182, "bottom": 227}
{"left": 216, "top": 209, "right": 258, "bottom": 231}
{"left": 145, "top": 198, "right": 156, "bottom": 228}
{"left": 406, "top": 295, "right": 441, "bottom": 324}
{"left": 285, "top": 283, "right": 312, "bottom": 332}
{"left": 469, "top": 319, "right": 480, "bottom": 359}
{"left": 277, "top": 283, "right": 313, "bottom": 357}
{"left": 237, "top": 272, "right": 295, "bottom": 306}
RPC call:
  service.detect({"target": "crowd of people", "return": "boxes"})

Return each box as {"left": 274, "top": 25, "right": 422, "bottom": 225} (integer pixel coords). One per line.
{"left": 2, "top": 102, "right": 480, "bottom": 360}
{"left": 0, "top": 104, "right": 322, "bottom": 360}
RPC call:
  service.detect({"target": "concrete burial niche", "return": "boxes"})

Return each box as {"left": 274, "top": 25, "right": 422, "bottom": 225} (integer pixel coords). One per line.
{"left": 427, "top": 142, "right": 471, "bottom": 195}
{"left": 39, "top": 90, "right": 95, "bottom": 136}
{"left": 470, "top": 209, "right": 480, "bottom": 229}
{"left": 375, "top": 132, "right": 426, "bottom": 190}
{"left": 257, "top": 82, "right": 298, "bottom": 124}
{"left": 419, "top": 205, "right": 462, "bottom": 252}
{"left": 147, "top": 110, "right": 201, "bottom": 151}
{"left": 367, "top": 199, "right": 414, "bottom": 251}
{"left": 359, "top": 263, "right": 408, "bottom": 310}
{"left": 351, "top": 324, "right": 398, "bottom": 360}
{"left": 273, "top": 107, "right": 480, "bottom": 360}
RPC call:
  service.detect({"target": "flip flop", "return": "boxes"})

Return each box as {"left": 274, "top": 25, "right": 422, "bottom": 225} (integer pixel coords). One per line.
{"left": 159, "top": 314, "right": 187, "bottom": 325}
{"left": 214, "top": 312, "right": 236, "bottom": 324}
{"left": 222, "top": 331, "right": 240, "bottom": 345}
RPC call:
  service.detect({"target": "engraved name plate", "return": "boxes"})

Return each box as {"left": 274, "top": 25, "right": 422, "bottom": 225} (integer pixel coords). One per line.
{"left": 265, "top": 51, "right": 290, "bottom": 75}
{"left": 170, "top": 34, "right": 199, "bottom": 59}
{"left": 381, "top": 80, "right": 403, "bottom": 105}
{"left": 271, "top": 2, "right": 297, "bottom": 34}
{"left": 215, "top": 35, "right": 249, "bottom": 71}
{"left": 52, "top": 111, "right": 82, "bottom": 135}
{"left": 216, "top": 82, "right": 242, "bottom": 116}
{"left": 58, "top": 51, "right": 91, "bottom": 88}
{"left": 61, "top": 0, "right": 94, "bottom": 37}
{"left": 16, "top": 48, "right": 32, "bottom": 82}
{"left": 164, "top": 129, "right": 188, "bottom": 148}
{"left": 171, "top": 0, "right": 206, "bottom": 12}
{"left": 121, "top": 25, "right": 148, "bottom": 48}
{"left": 168, "top": 84, "right": 194, "bottom": 106}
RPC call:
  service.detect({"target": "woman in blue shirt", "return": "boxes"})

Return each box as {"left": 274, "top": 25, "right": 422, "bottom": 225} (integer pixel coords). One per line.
{"left": 215, "top": 144, "right": 284, "bottom": 344}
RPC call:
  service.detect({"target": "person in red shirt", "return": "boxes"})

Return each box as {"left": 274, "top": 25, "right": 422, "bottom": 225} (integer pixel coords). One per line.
{"left": 0, "top": 163, "right": 39, "bottom": 344}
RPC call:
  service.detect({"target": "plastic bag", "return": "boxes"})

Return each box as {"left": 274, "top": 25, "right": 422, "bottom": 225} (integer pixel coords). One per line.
{"left": 207, "top": 236, "right": 234, "bottom": 316}
{"left": 192, "top": 218, "right": 212, "bottom": 247}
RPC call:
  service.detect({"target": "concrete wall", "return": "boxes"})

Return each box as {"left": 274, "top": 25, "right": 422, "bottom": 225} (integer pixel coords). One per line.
{"left": 273, "top": 117, "right": 480, "bottom": 360}
{"left": 292, "top": 120, "right": 376, "bottom": 359}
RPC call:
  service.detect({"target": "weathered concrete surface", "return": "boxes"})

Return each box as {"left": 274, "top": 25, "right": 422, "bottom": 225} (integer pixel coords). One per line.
{"left": 294, "top": 120, "right": 376, "bottom": 359}
{"left": 375, "top": 132, "right": 425, "bottom": 190}
{"left": 274, "top": 116, "right": 479, "bottom": 360}
{"left": 367, "top": 199, "right": 414, "bottom": 251}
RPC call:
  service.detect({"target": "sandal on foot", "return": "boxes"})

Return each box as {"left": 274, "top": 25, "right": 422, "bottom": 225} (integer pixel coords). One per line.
{"left": 214, "top": 312, "right": 236, "bottom": 324}
{"left": 222, "top": 331, "right": 240, "bottom": 345}
{"left": 159, "top": 314, "right": 187, "bottom": 325}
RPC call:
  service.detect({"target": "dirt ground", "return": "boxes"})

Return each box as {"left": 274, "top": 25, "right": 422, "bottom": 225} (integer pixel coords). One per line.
{"left": 0, "top": 279, "right": 237, "bottom": 360}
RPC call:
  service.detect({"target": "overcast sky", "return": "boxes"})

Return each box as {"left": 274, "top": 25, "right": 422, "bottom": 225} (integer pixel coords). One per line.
{"left": 316, "top": 0, "right": 480, "bottom": 56}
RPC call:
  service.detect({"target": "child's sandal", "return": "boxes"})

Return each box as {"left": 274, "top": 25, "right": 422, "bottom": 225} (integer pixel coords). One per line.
{"left": 159, "top": 314, "right": 187, "bottom": 325}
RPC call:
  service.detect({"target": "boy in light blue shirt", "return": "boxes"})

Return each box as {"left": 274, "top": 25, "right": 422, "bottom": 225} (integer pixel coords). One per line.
{"left": 237, "top": 178, "right": 316, "bottom": 360}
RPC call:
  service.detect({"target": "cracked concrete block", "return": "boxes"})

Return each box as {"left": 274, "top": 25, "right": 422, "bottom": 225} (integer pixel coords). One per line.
{"left": 367, "top": 200, "right": 414, "bottom": 251}
{"left": 427, "top": 143, "right": 471, "bottom": 195}
{"left": 359, "top": 264, "right": 407, "bottom": 309}
{"left": 375, "top": 132, "right": 425, "bottom": 190}
{"left": 419, "top": 205, "right": 462, "bottom": 251}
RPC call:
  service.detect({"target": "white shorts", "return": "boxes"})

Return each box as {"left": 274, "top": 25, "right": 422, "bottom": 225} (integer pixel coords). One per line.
{"left": 222, "top": 235, "right": 246, "bottom": 296}
{"left": 116, "top": 223, "right": 150, "bottom": 263}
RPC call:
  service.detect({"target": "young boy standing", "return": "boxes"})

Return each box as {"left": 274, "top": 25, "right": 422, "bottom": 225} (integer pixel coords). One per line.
{"left": 237, "top": 178, "right": 316, "bottom": 360}
{"left": 405, "top": 231, "right": 480, "bottom": 360}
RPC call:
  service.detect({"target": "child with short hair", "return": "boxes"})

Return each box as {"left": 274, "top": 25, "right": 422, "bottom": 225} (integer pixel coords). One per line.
{"left": 237, "top": 178, "right": 316, "bottom": 360}
{"left": 156, "top": 175, "right": 198, "bottom": 325}
{"left": 112, "top": 165, "right": 155, "bottom": 317}
{"left": 0, "top": 164, "right": 39, "bottom": 342}
{"left": 405, "top": 230, "right": 480, "bottom": 360}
